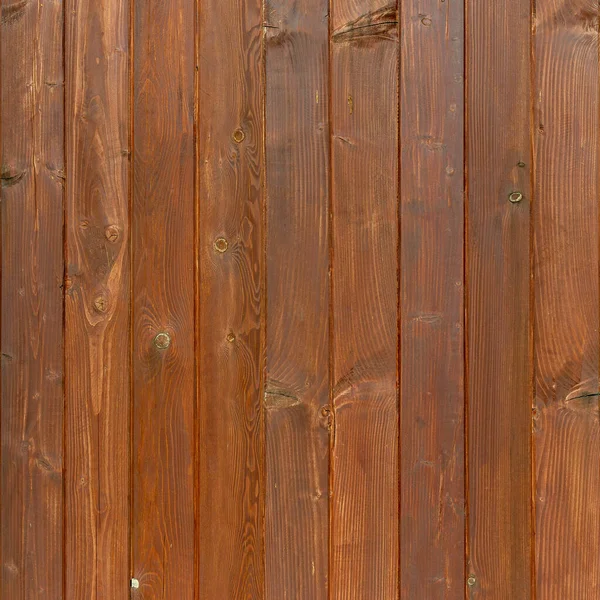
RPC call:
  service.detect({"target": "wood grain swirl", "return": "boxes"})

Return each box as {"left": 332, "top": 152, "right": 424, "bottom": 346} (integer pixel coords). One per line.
{"left": 1, "top": 0, "right": 64, "bottom": 597}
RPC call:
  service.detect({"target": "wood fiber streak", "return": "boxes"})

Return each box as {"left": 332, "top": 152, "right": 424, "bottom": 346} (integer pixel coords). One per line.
{"left": 132, "top": 0, "right": 195, "bottom": 597}
{"left": 0, "top": 0, "right": 64, "bottom": 597}
{"left": 64, "top": 0, "right": 130, "bottom": 597}
{"left": 264, "top": 0, "right": 329, "bottom": 598}
{"left": 330, "top": 2, "right": 399, "bottom": 598}
{"left": 534, "top": 0, "right": 600, "bottom": 597}
{"left": 466, "top": 0, "right": 532, "bottom": 597}
{"left": 197, "top": 0, "right": 264, "bottom": 597}
{"left": 400, "top": 0, "right": 464, "bottom": 597}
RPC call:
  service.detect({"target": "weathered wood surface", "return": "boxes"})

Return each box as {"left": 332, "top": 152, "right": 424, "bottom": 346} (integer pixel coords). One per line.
{"left": 1, "top": 1, "right": 598, "bottom": 598}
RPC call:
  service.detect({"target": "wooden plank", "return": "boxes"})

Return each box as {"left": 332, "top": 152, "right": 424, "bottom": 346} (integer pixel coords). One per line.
{"left": 196, "top": 0, "right": 264, "bottom": 596}
{"left": 534, "top": 2, "right": 600, "bottom": 597}
{"left": 399, "top": 0, "right": 464, "bottom": 595}
{"left": 64, "top": 0, "right": 130, "bottom": 597}
{"left": 330, "top": 2, "right": 399, "bottom": 597}
{"left": 0, "top": 0, "right": 64, "bottom": 597}
{"left": 264, "top": 0, "right": 329, "bottom": 597}
{"left": 131, "top": 0, "right": 195, "bottom": 596}
{"left": 466, "top": 0, "right": 532, "bottom": 597}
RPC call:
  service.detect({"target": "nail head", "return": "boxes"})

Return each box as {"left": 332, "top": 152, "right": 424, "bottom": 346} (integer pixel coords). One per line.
{"left": 226, "top": 332, "right": 236, "bottom": 343}
{"left": 154, "top": 332, "right": 171, "bottom": 350}
{"left": 130, "top": 578, "right": 140, "bottom": 589}
{"left": 467, "top": 575, "right": 476, "bottom": 587}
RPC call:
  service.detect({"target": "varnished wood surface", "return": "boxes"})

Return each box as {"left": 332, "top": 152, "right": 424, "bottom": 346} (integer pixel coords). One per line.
{"left": 1, "top": 1, "right": 599, "bottom": 598}
{"left": 1, "top": 0, "right": 64, "bottom": 597}
{"left": 400, "top": 0, "right": 464, "bottom": 596}
{"left": 64, "top": 0, "right": 130, "bottom": 597}
{"left": 264, "top": 0, "right": 330, "bottom": 597}
{"left": 467, "top": 0, "right": 532, "bottom": 597}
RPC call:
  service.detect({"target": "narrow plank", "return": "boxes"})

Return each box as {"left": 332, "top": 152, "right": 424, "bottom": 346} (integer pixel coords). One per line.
{"left": 0, "top": 0, "right": 64, "bottom": 597}
{"left": 264, "top": 0, "right": 329, "bottom": 597}
{"left": 64, "top": 0, "right": 130, "bottom": 597}
{"left": 197, "top": 0, "right": 264, "bottom": 596}
{"left": 399, "top": 0, "right": 465, "bottom": 595}
{"left": 132, "top": 0, "right": 195, "bottom": 595}
{"left": 330, "top": 2, "right": 399, "bottom": 597}
{"left": 466, "top": 0, "right": 532, "bottom": 597}
{"left": 534, "top": 1, "right": 600, "bottom": 597}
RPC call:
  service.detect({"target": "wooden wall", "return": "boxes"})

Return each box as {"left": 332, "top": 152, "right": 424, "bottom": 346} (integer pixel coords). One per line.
{"left": 0, "top": 0, "right": 598, "bottom": 598}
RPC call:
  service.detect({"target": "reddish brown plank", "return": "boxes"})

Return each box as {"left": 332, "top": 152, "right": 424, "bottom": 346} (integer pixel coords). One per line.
{"left": 399, "top": 0, "right": 464, "bottom": 596}
{"left": 264, "top": 0, "right": 330, "bottom": 597}
{"left": 466, "top": 0, "right": 533, "bottom": 597}
{"left": 64, "top": 0, "right": 130, "bottom": 597}
{"left": 0, "top": 0, "right": 64, "bottom": 596}
{"left": 197, "top": 0, "right": 264, "bottom": 597}
{"left": 534, "top": 1, "right": 600, "bottom": 597}
{"left": 132, "top": 0, "right": 196, "bottom": 596}
{"left": 330, "top": 2, "right": 399, "bottom": 597}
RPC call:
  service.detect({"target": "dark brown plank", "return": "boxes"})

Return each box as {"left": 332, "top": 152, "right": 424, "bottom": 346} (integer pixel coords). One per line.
{"left": 534, "top": 1, "right": 600, "bottom": 597}
{"left": 64, "top": 0, "right": 130, "bottom": 597}
{"left": 0, "top": 1, "right": 64, "bottom": 596}
{"left": 264, "top": 0, "right": 329, "bottom": 597}
{"left": 197, "top": 0, "right": 264, "bottom": 597}
{"left": 466, "top": 0, "right": 532, "bottom": 597}
{"left": 132, "top": 0, "right": 196, "bottom": 596}
{"left": 330, "top": 2, "right": 399, "bottom": 597}
{"left": 399, "top": 0, "right": 464, "bottom": 596}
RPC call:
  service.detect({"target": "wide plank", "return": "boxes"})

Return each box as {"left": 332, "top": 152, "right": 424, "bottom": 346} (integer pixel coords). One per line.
{"left": 0, "top": 0, "right": 64, "bottom": 596}
{"left": 64, "top": 0, "right": 130, "bottom": 597}
{"left": 466, "top": 0, "right": 532, "bottom": 597}
{"left": 131, "top": 0, "right": 196, "bottom": 596}
{"left": 197, "top": 0, "right": 265, "bottom": 597}
{"left": 534, "top": 1, "right": 600, "bottom": 597}
{"left": 264, "top": 0, "right": 330, "bottom": 597}
{"left": 330, "top": 1, "right": 399, "bottom": 597}
{"left": 399, "top": 0, "right": 465, "bottom": 596}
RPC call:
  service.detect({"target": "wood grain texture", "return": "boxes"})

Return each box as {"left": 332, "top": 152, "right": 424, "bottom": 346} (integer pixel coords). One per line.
{"left": 466, "top": 0, "right": 532, "bottom": 597}
{"left": 399, "top": 0, "right": 464, "bottom": 596}
{"left": 330, "top": 2, "right": 399, "bottom": 598}
{"left": 264, "top": 0, "right": 330, "bottom": 598}
{"left": 132, "top": 0, "right": 196, "bottom": 596}
{"left": 0, "top": 0, "right": 64, "bottom": 597}
{"left": 64, "top": 0, "right": 130, "bottom": 597}
{"left": 197, "top": 0, "right": 264, "bottom": 597}
{"left": 534, "top": 0, "right": 600, "bottom": 597}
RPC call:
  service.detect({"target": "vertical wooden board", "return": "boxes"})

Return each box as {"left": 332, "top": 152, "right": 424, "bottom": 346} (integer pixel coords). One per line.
{"left": 466, "top": 0, "right": 532, "bottom": 597}
{"left": 197, "top": 0, "right": 264, "bottom": 597}
{"left": 64, "top": 0, "right": 130, "bottom": 597}
{"left": 264, "top": 0, "right": 329, "bottom": 597}
{"left": 399, "top": 0, "right": 464, "bottom": 596}
{"left": 0, "top": 0, "right": 64, "bottom": 597}
{"left": 330, "top": 2, "right": 399, "bottom": 598}
{"left": 534, "top": 1, "right": 600, "bottom": 597}
{"left": 132, "top": 0, "right": 195, "bottom": 596}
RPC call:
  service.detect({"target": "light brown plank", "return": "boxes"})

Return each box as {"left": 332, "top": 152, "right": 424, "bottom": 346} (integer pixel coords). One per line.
{"left": 399, "top": 0, "right": 465, "bottom": 596}
{"left": 330, "top": 2, "right": 399, "bottom": 597}
{"left": 264, "top": 0, "right": 330, "bottom": 597}
{"left": 466, "top": 0, "right": 533, "bottom": 597}
{"left": 0, "top": 0, "right": 64, "bottom": 596}
{"left": 534, "top": 1, "right": 600, "bottom": 597}
{"left": 197, "top": 0, "right": 265, "bottom": 597}
{"left": 64, "top": 0, "right": 130, "bottom": 597}
{"left": 132, "top": 0, "right": 196, "bottom": 596}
